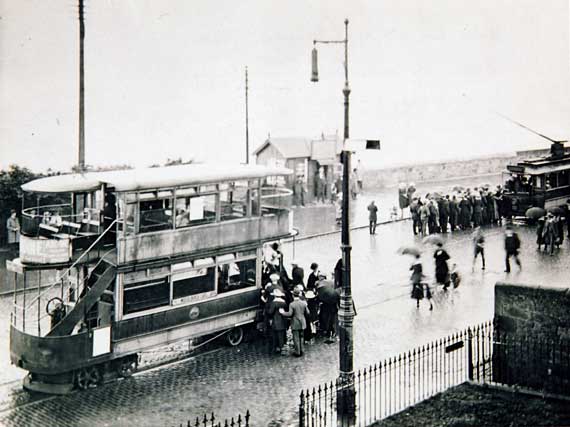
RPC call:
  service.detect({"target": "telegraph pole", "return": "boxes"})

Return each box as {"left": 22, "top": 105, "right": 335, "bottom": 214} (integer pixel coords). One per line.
{"left": 245, "top": 66, "right": 250, "bottom": 164}
{"left": 78, "top": 0, "right": 86, "bottom": 172}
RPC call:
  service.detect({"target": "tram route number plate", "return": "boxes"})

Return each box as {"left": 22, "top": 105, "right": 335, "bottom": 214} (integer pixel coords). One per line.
{"left": 445, "top": 341, "right": 464, "bottom": 353}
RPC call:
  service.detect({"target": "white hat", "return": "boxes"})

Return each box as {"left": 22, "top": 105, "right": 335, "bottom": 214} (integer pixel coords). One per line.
{"left": 272, "top": 288, "right": 285, "bottom": 297}
{"left": 291, "top": 259, "right": 299, "bottom": 265}
{"left": 269, "top": 273, "right": 280, "bottom": 282}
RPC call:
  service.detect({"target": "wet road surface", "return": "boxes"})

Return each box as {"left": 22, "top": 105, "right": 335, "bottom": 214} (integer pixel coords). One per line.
{"left": 0, "top": 215, "right": 568, "bottom": 426}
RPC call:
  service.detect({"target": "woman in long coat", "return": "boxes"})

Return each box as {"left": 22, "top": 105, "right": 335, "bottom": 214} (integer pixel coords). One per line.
{"left": 459, "top": 197, "right": 472, "bottom": 229}
{"left": 434, "top": 243, "right": 451, "bottom": 289}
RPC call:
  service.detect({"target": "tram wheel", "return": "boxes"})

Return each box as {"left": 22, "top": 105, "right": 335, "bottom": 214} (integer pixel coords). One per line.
{"left": 226, "top": 326, "right": 244, "bottom": 347}
{"left": 118, "top": 356, "right": 138, "bottom": 378}
{"left": 75, "top": 366, "right": 101, "bottom": 390}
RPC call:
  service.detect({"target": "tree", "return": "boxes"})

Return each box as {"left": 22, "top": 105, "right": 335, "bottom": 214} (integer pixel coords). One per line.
{"left": 0, "top": 165, "right": 39, "bottom": 245}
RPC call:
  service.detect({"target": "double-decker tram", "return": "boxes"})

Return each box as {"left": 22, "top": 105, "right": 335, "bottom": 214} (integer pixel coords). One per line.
{"left": 8, "top": 163, "right": 293, "bottom": 394}
{"left": 503, "top": 141, "right": 570, "bottom": 217}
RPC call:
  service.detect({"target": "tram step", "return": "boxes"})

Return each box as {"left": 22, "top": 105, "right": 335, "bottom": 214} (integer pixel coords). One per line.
{"left": 47, "top": 263, "right": 116, "bottom": 337}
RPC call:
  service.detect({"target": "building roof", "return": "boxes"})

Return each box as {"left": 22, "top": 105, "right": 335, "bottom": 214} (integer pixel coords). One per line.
{"left": 253, "top": 138, "right": 311, "bottom": 159}
{"left": 22, "top": 163, "right": 293, "bottom": 193}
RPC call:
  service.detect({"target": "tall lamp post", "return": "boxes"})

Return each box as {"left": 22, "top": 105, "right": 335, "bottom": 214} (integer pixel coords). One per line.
{"left": 311, "top": 18, "right": 356, "bottom": 420}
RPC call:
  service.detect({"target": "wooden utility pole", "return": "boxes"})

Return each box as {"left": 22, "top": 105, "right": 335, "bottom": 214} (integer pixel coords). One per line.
{"left": 78, "top": 0, "right": 86, "bottom": 171}
{"left": 245, "top": 66, "right": 249, "bottom": 164}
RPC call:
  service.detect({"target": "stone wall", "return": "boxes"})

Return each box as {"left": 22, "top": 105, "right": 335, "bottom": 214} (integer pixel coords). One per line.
{"left": 362, "top": 155, "right": 517, "bottom": 189}
{"left": 493, "top": 282, "right": 570, "bottom": 394}
{"left": 494, "top": 282, "right": 570, "bottom": 339}
{"left": 361, "top": 146, "right": 570, "bottom": 189}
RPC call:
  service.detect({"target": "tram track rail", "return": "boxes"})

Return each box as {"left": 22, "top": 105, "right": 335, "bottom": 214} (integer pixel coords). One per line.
{"left": 0, "top": 338, "right": 227, "bottom": 414}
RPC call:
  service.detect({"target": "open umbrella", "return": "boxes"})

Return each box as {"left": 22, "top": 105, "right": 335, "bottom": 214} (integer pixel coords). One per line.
{"left": 451, "top": 185, "right": 465, "bottom": 192}
{"left": 525, "top": 207, "right": 546, "bottom": 220}
{"left": 397, "top": 246, "right": 421, "bottom": 257}
{"left": 422, "top": 234, "right": 444, "bottom": 246}
{"left": 316, "top": 280, "right": 340, "bottom": 304}
{"left": 430, "top": 192, "right": 443, "bottom": 200}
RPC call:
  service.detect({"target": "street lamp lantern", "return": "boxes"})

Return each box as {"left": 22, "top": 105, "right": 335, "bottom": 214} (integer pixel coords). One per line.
{"left": 311, "top": 46, "right": 319, "bottom": 82}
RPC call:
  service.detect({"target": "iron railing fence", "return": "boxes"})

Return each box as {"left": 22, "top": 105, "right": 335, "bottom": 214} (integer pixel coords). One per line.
{"left": 173, "top": 410, "right": 250, "bottom": 427}
{"left": 491, "top": 330, "right": 570, "bottom": 396}
{"left": 299, "top": 321, "right": 570, "bottom": 427}
{"left": 299, "top": 321, "right": 494, "bottom": 427}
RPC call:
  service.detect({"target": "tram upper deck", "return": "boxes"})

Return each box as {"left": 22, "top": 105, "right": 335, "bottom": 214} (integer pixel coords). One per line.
{"left": 503, "top": 142, "right": 570, "bottom": 215}
{"left": 17, "top": 163, "right": 294, "bottom": 268}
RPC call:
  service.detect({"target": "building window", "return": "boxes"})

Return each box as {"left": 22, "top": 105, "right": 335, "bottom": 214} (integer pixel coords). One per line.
{"left": 217, "top": 256, "right": 257, "bottom": 294}
{"left": 123, "top": 277, "right": 170, "bottom": 315}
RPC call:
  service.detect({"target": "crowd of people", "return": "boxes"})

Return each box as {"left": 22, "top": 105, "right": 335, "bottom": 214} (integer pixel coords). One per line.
{"left": 408, "top": 185, "right": 511, "bottom": 236}
{"left": 261, "top": 243, "right": 345, "bottom": 357}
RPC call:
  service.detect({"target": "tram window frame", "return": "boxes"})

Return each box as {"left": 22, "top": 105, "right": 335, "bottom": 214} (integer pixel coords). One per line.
{"left": 219, "top": 180, "right": 251, "bottom": 221}
{"left": 123, "top": 276, "right": 170, "bottom": 316}
{"left": 217, "top": 254, "right": 257, "bottom": 294}
{"left": 171, "top": 263, "right": 216, "bottom": 304}
{"left": 250, "top": 180, "right": 260, "bottom": 217}
{"left": 532, "top": 175, "right": 544, "bottom": 190}
{"left": 546, "top": 173, "right": 558, "bottom": 190}
{"left": 138, "top": 189, "right": 174, "bottom": 234}
{"left": 117, "top": 196, "right": 136, "bottom": 236}
{"left": 557, "top": 170, "right": 569, "bottom": 187}
{"left": 174, "top": 190, "right": 217, "bottom": 228}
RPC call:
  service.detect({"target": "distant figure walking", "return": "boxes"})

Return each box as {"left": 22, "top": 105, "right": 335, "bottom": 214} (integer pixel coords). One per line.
{"left": 472, "top": 227, "right": 486, "bottom": 271}
{"left": 504, "top": 224, "right": 522, "bottom": 273}
{"left": 410, "top": 254, "right": 433, "bottom": 310}
{"left": 434, "top": 243, "right": 450, "bottom": 290}
{"left": 367, "top": 201, "right": 378, "bottom": 235}
{"left": 293, "top": 177, "right": 306, "bottom": 207}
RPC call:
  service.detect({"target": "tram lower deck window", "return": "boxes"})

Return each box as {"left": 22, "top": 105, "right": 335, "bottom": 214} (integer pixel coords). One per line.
{"left": 218, "top": 258, "right": 256, "bottom": 293}
{"left": 172, "top": 266, "right": 215, "bottom": 299}
{"left": 123, "top": 277, "right": 170, "bottom": 315}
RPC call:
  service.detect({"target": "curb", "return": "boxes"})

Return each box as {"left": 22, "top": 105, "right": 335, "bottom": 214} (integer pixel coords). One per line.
{"left": 285, "top": 217, "right": 411, "bottom": 243}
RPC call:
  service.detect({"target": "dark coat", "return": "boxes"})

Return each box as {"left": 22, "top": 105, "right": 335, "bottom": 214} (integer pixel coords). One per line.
{"left": 292, "top": 266, "right": 305, "bottom": 286}
{"left": 504, "top": 230, "right": 520, "bottom": 253}
{"left": 307, "top": 271, "right": 319, "bottom": 291}
{"left": 434, "top": 248, "right": 450, "bottom": 283}
{"left": 266, "top": 297, "right": 288, "bottom": 331}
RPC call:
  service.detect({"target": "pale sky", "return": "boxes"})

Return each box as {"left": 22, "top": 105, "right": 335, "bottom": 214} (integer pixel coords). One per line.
{"left": 1, "top": 0, "right": 569, "bottom": 172}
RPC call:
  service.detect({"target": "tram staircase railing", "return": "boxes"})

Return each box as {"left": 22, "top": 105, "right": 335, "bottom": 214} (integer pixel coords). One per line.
{"left": 13, "top": 219, "right": 119, "bottom": 336}
{"left": 47, "top": 262, "right": 115, "bottom": 337}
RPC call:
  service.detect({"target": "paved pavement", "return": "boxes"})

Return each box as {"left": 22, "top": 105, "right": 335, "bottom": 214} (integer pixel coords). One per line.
{"left": 0, "top": 215, "right": 568, "bottom": 426}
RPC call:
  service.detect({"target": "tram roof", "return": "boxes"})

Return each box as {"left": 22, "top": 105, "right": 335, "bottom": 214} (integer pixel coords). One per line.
{"left": 22, "top": 163, "right": 293, "bottom": 193}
